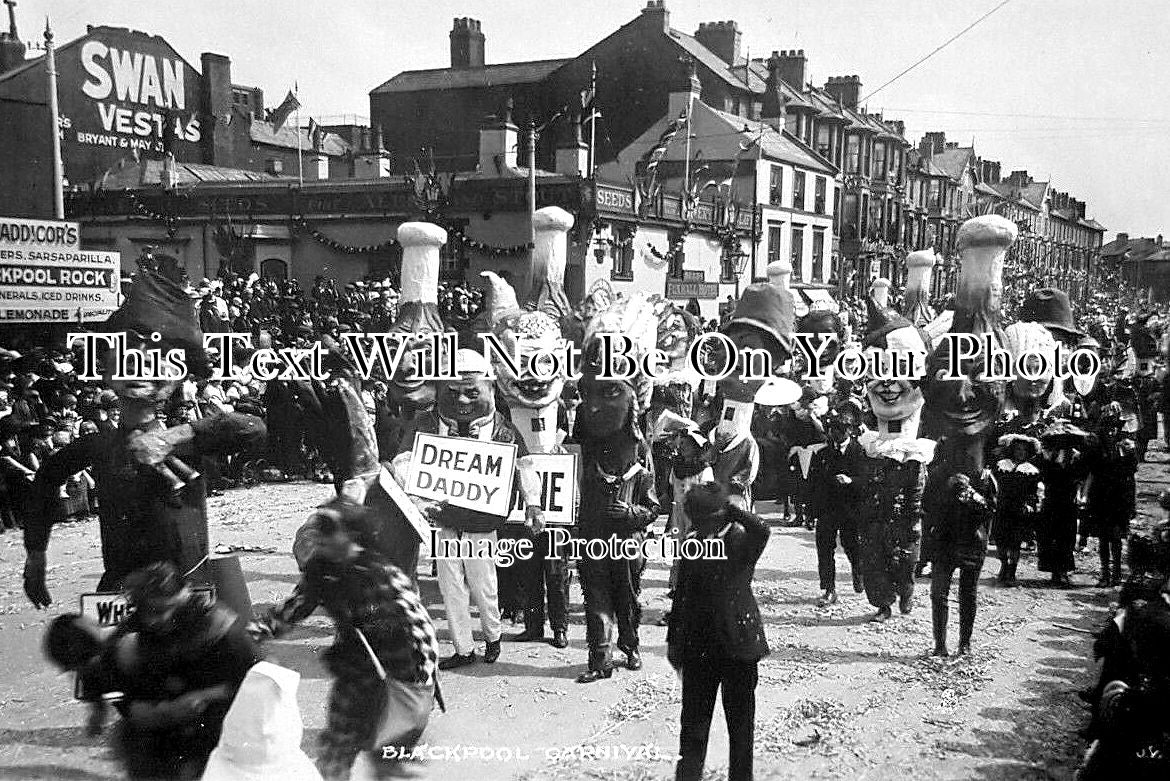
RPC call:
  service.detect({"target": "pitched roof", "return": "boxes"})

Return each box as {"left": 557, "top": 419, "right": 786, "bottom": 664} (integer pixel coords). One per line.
{"left": 94, "top": 159, "right": 286, "bottom": 189}
{"left": 667, "top": 30, "right": 758, "bottom": 94}
{"left": 931, "top": 147, "right": 974, "bottom": 180}
{"left": 370, "top": 59, "right": 570, "bottom": 95}
{"left": 599, "top": 99, "right": 835, "bottom": 182}
{"left": 1078, "top": 218, "right": 1106, "bottom": 232}
{"left": 249, "top": 120, "right": 351, "bottom": 156}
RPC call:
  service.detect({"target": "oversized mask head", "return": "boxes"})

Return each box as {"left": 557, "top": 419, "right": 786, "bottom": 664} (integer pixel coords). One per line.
{"left": 718, "top": 284, "right": 794, "bottom": 404}
{"left": 862, "top": 303, "right": 927, "bottom": 423}
{"left": 1003, "top": 322, "right": 1059, "bottom": 403}
{"left": 436, "top": 349, "right": 494, "bottom": 422}
{"left": 921, "top": 336, "right": 1007, "bottom": 437}
{"left": 493, "top": 310, "right": 566, "bottom": 410}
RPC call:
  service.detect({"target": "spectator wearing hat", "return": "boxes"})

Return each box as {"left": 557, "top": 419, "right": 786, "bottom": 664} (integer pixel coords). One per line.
{"left": 808, "top": 399, "right": 867, "bottom": 606}
{"left": 1083, "top": 404, "right": 1139, "bottom": 587}
{"left": 668, "top": 481, "right": 769, "bottom": 781}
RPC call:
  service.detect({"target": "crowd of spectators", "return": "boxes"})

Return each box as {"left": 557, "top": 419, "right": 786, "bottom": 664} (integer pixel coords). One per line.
{"left": 0, "top": 251, "right": 1164, "bottom": 536}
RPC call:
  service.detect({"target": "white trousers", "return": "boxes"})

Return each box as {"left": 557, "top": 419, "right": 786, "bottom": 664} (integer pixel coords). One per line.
{"left": 434, "top": 527, "right": 502, "bottom": 655}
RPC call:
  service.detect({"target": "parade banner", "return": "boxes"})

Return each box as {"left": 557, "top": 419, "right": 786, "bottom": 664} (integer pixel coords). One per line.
{"left": 405, "top": 433, "right": 517, "bottom": 517}
{"left": 0, "top": 218, "right": 121, "bottom": 322}
{"left": 506, "top": 452, "right": 578, "bottom": 525}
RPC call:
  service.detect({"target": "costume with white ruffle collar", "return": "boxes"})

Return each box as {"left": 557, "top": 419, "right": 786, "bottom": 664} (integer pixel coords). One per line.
{"left": 859, "top": 430, "right": 936, "bottom": 464}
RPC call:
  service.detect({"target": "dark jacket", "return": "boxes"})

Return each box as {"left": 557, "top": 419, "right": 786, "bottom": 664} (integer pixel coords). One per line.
{"left": 808, "top": 439, "right": 869, "bottom": 524}
{"left": 24, "top": 412, "right": 266, "bottom": 588}
{"left": 667, "top": 505, "right": 770, "bottom": 662}
{"left": 923, "top": 463, "right": 997, "bottom": 568}
{"left": 861, "top": 455, "right": 925, "bottom": 550}
{"left": 577, "top": 456, "right": 659, "bottom": 541}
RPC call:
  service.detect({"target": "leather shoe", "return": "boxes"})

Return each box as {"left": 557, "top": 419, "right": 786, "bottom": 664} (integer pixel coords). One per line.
{"left": 625, "top": 649, "right": 642, "bottom": 671}
{"left": 956, "top": 642, "right": 971, "bottom": 656}
{"left": 511, "top": 627, "right": 544, "bottom": 642}
{"left": 483, "top": 639, "right": 501, "bottom": 663}
{"left": 576, "top": 667, "right": 614, "bottom": 683}
{"left": 439, "top": 652, "right": 476, "bottom": 670}
{"left": 551, "top": 630, "right": 568, "bottom": 649}
{"left": 816, "top": 590, "right": 838, "bottom": 608}
{"left": 871, "top": 606, "right": 892, "bottom": 623}
{"left": 931, "top": 645, "right": 948, "bottom": 657}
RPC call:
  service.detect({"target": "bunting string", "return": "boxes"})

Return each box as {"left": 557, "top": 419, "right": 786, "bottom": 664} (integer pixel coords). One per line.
{"left": 291, "top": 214, "right": 533, "bottom": 257}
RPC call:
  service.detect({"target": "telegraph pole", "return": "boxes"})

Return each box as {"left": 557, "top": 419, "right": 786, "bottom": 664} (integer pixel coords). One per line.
{"left": 45, "top": 16, "right": 64, "bottom": 218}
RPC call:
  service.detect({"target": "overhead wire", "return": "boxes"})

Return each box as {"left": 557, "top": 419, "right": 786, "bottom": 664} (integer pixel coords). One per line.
{"left": 859, "top": 0, "right": 1015, "bottom": 104}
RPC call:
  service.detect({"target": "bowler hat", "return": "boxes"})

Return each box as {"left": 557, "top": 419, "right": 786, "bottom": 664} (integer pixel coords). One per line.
{"left": 1019, "top": 288, "right": 1084, "bottom": 340}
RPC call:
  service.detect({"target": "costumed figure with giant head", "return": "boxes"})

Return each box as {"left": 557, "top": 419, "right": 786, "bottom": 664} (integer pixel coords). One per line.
{"left": 854, "top": 292, "right": 934, "bottom": 621}
{"left": 387, "top": 346, "right": 543, "bottom": 672}
{"left": 23, "top": 265, "right": 267, "bottom": 606}
{"left": 284, "top": 223, "right": 455, "bottom": 601}
{"left": 573, "top": 294, "right": 683, "bottom": 682}
{"left": 478, "top": 207, "right": 581, "bottom": 649}
{"left": 708, "top": 281, "right": 799, "bottom": 512}
{"left": 920, "top": 215, "right": 1016, "bottom": 656}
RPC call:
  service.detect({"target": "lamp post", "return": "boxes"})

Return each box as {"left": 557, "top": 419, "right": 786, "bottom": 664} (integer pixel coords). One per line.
{"left": 45, "top": 17, "right": 64, "bottom": 219}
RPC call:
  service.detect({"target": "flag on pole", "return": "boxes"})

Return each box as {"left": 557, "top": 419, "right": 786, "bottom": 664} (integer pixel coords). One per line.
{"left": 270, "top": 90, "right": 301, "bottom": 132}
{"left": 307, "top": 118, "right": 323, "bottom": 150}
{"left": 640, "top": 108, "right": 688, "bottom": 176}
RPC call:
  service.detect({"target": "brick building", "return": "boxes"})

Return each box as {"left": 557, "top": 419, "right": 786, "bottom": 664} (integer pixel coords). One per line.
{"left": 0, "top": 19, "right": 379, "bottom": 218}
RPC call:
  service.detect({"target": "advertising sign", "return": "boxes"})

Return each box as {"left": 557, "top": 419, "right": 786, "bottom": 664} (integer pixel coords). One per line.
{"left": 0, "top": 218, "right": 121, "bottom": 322}
{"left": 506, "top": 452, "right": 578, "bottom": 525}
{"left": 405, "top": 433, "right": 517, "bottom": 517}
{"left": 70, "top": 32, "right": 203, "bottom": 155}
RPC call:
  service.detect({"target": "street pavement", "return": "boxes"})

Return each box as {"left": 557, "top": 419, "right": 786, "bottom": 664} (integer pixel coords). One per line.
{"left": 1, "top": 445, "right": 1166, "bottom": 780}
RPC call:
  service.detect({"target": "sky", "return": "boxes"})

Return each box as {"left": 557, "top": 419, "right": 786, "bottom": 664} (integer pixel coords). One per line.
{"left": 24, "top": 0, "right": 1170, "bottom": 239}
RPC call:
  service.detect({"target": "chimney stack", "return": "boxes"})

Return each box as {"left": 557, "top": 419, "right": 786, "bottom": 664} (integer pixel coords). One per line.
{"left": 450, "top": 18, "right": 485, "bottom": 69}
{"left": 761, "top": 52, "right": 788, "bottom": 130}
{"left": 694, "top": 21, "right": 741, "bottom": 66}
{"left": 555, "top": 116, "right": 589, "bottom": 177}
{"left": 640, "top": 0, "right": 670, "bottom": 33}
{"left": 1117, "top": 232, "right": 1129, "bottom": 245}
{"left": 200, "top": 53, "right": 234, "bottom": 166}
{"left": 918, "top": 131, "right": 945, "bottom": 157}
{"left": 479, "top": 97, "right": 518, "bottom": 174}
{"left": 823, "top": 75, "right": 861, "bottom": 110}
{"left": 774, "top": 49, "right": 806, "bottom": 90}
{"left": 354, "top": 125, "right": 390, "bottom": 178}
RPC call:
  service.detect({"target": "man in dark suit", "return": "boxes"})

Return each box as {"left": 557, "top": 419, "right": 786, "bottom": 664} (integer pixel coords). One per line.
{"left": 668, "top": 482, "right": 770, "bottom": 781}
{"left": 809, "top": 400, "right": 868, "bottom": 606}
